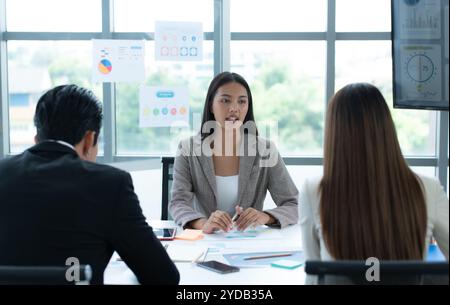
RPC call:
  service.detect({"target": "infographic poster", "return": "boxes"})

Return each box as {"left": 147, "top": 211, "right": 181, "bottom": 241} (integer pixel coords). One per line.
{"left": 155, "top": 21, "right": 203, "bottom": 61}
{"left": 92, "top": 39, "right": 145, "bottom": 83}
{"left": 139, "top": 86, "right": 190, "bottom": 128}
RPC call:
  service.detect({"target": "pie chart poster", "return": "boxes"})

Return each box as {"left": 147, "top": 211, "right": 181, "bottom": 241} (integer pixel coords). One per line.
{"left": 92, "top": 39, "right": 145, "bottom": 83}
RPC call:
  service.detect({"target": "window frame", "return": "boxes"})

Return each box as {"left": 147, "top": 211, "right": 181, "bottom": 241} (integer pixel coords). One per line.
{"left": 0, "top": 0, "right": 448, "bottom": 191}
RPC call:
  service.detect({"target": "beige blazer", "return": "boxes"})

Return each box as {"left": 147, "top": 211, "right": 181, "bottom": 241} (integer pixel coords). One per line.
{"left": 168, "top": 135, "right": 299, "bottom": 229}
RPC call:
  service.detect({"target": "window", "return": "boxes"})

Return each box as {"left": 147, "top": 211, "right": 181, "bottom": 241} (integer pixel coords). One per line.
{"left": 335, "top": 41, "right": 438, "bottom": 156}
{"left": 1, "top": 0, "right": 447, "bottom": 191}
{"left": 230, "top": 0, "right": 327, "bottom": 32}
{"left": 116, "top": 41, "right": 214, "bottom": 155}
{"left": 7, "top": 41, "right": 103, "bottom": 153}
{"left": 336, "top": 0, "right": 391, "bottom": 32}
{"left": 5, "top": 0, "right": 101, "bottom": 32}
{"left": 114, "top": 0, "right": 214, "bottom": 32}
{"left": 230, "top": 41, "right": 326, "bottom": 155}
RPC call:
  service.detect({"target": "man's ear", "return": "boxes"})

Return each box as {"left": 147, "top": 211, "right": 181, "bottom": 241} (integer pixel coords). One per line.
{"left": 82, "top": 131, "right": 96, "bottom": 156}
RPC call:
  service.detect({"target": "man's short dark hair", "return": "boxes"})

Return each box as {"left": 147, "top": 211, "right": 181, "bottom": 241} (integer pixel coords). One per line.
{"left": 34, "top": 84, "right": 103, "bottom": 146}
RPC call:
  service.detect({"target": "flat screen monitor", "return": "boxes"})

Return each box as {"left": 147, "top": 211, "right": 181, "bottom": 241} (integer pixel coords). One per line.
{"left": 391, "top": 0, "right": 449, "bottom": 110}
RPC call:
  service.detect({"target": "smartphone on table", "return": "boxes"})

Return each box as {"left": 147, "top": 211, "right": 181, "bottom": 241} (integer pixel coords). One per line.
{"left": 153, "top": 228, "right": 176, "bottom": 241}
{"left": 196, "top": 260, "right": 240, "bottom": 274}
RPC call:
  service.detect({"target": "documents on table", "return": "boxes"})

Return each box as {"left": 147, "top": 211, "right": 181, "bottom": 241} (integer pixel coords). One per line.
{"left": 165, "top": 244, "right": 207, "bottom": 263}
{"left": 223, "top": 250, "right": 303, "bottom": 268}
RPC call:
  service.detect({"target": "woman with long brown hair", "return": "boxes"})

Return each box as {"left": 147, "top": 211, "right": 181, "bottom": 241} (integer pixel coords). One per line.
{"left": 300, "top": 83, "right": 448, "bottom": 282}
{"left": 169, "top": 72, "right": 298, "bottom": 233}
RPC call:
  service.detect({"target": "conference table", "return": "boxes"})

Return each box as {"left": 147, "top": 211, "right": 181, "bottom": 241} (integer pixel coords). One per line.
{"left": 104, "top": 220, "right": 305, "bottom": 285}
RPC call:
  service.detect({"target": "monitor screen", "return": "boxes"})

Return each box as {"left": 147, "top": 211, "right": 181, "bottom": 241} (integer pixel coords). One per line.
{"left": 391, "top": 0, "right": 449, "bottom": 110}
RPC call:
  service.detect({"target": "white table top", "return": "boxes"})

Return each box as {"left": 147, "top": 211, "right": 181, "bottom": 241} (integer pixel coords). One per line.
{"left": 104, "top": 220, "right": 305, "bottom": 285}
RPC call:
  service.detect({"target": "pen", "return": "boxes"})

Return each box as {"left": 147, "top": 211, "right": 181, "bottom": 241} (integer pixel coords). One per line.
{"left": 203, "top": 247, "right": 209, "bottom": 262}
{"left": 231, "top": 213, "right": 240, "bottom": 222}
{"left": 243, "top": 253, "right": 293, "bottom": 261}
{"left": 191, "top": 251, "right": 205, "bottom": 264}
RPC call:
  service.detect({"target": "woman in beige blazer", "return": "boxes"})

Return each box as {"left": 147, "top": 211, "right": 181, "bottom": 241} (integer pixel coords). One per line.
{"left": 299, "top": 83, "right": 448, "bottom": 283}
{"left": 169, "top": 72, "right": 298, "bottom": 233}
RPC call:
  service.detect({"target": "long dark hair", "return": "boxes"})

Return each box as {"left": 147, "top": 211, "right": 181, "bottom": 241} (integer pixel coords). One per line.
{"left": 320, "top": 83, "right": 427, "bottom": 260}
{"left": 200, "top": 72, "right": 257, "bottom": 140}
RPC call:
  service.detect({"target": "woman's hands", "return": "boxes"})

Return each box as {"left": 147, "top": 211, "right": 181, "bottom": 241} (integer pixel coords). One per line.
{"left": 202, "top": 210, "right": 233, "bottom": 234}
{"left": 188, "top": 207, "right": 277, "bottom": 234}
{"left": 234, "top": 207, "right": 275, "bottom": 231}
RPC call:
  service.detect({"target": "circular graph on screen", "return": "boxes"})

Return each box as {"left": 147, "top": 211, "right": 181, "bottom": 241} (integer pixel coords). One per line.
{"left": 98, "top": 59, "right": 112, "bottom": 74}
{"left": 406, "top": 53, "right": 435, "bottom": 83}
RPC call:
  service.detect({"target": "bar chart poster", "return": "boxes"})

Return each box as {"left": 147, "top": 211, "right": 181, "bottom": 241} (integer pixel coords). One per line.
{"left": 155, "top": 21, "right": 203, "bottom": 61}
{"left": 392, "top": 0, "right": 449, "bottom": 110}
{"left": 139, "top": 86, "right": 190, "bottom": 128}
{"left": 399, "top": 0, "right": 441, "bottom": 39}
{"left": 92, "top": 39, "right": 145, "bottom": 83}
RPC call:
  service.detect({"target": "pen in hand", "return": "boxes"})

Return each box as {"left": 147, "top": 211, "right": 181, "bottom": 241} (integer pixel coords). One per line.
{"left": 232, "top": 205, "right": 243, "bottom": 223}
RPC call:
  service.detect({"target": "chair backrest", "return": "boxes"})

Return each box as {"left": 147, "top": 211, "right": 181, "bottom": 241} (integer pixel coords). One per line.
{"left": 161, "top": 157, "right": 175, "bottom": 220}
{"left": 305, "top": 260, "right": 449, "bottom": 285}
{"left": 0, "top": 265, "right": 92, "bottom": 285}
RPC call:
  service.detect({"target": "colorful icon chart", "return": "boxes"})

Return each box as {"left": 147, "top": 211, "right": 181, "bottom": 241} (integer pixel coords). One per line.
{"left": 155, "top": 21, "right": 203, "bottom": 61}
{"left": 92, "top": 39, "right": 145, "bottom": 83}
{"left": 140, "top": 86, "right": 190, "bottom": 128}
{"left": 400, "top": 44, "right": 441, "bottom": 101}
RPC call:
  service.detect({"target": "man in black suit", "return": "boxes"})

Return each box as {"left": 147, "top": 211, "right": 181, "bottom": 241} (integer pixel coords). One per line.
{"left": 0, "top": 85, "right": 179, "bottom": 284}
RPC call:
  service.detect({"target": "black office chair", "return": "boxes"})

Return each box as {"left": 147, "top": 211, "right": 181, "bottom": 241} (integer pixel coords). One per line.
{"left": 305, "top": 260, "right": 449, "bottom": 285}
{"left": 161, "top": 157, "right": 175, "bottom": 220}
{"left": 0, "top": 265, "right": 92, "bottom": 285}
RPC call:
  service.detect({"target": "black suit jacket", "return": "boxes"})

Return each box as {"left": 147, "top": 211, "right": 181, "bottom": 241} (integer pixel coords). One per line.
{"left": 0, "top": 141, "right": 179, "bottom": 284}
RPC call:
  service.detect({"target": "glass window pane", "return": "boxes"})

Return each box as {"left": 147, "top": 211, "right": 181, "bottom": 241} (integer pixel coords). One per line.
{"left": 116, "top": 41, "right": 214, "bottom": 156}
{"left": 336, "top": 0, "right": 391, "bottom": 32}
{"left": 264, "top": 165, "right": 323, "bottom": 209}
{"left": 8, "top": 41, "right": 103, "bottom": 154}
{"left": 230, "top": 41, "right": 326, "bottom": 156}
{"left": 336, "top": 41, "right": 437, "bottom": 156}
{"left": 231, "top": 0, "right": 327, "bottom": 32}
{"left": 114, "top": 0, "right": 214, "bottom": 32}
{"left": 6, "top": 0, "right": 101, "bottom": 32}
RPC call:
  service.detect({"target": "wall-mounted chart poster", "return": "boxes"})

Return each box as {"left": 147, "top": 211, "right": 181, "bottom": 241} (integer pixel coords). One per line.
{"left": 155, "top": 21, "right": 203, "bottom": 61}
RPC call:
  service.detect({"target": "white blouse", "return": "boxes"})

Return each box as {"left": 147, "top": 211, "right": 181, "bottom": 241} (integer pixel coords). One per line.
{"left": 215, "top": 175, "right": 239, "bottom": 216}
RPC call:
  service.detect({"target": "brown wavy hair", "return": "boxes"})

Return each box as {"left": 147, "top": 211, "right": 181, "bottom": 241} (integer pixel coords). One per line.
{"left": 320, "top": 83, "right": 427, "bottom": 260}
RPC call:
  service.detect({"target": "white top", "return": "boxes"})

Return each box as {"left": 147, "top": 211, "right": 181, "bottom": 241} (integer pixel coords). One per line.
{"left": 215, "top": 175, "right": 239, "bottom": 216}
{"left": 299, "top": 175, "right": 449, "bottom": 284}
